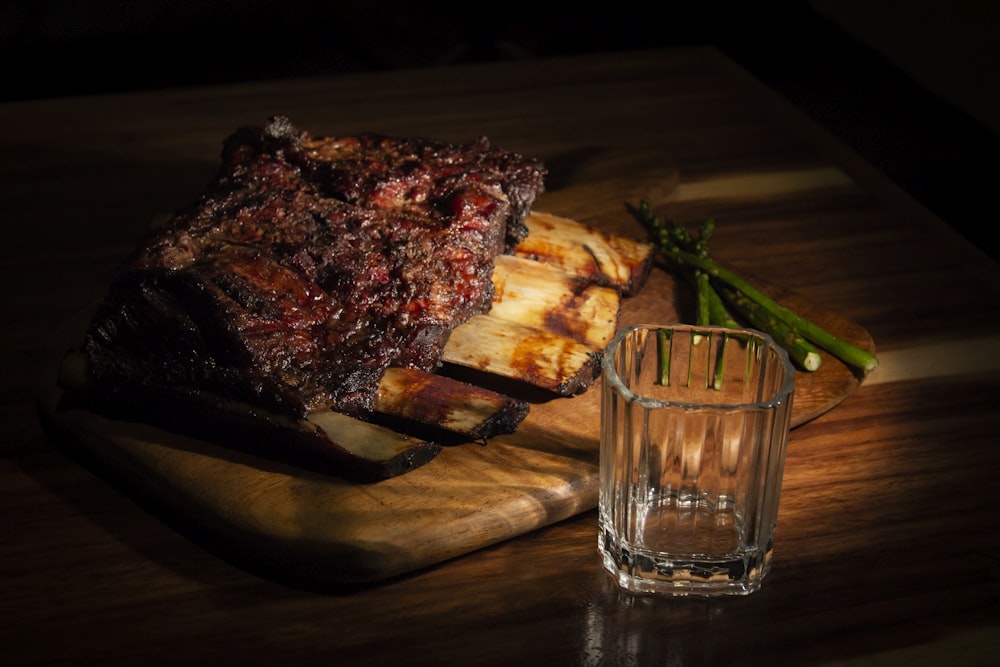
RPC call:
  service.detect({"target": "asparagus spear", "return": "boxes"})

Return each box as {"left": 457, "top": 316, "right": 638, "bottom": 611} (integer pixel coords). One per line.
{"left": 629, "top": 201, "right": 879, "bottom": 375}
{"left": 656, "top": 327, "right": 672, "bottom": 385}
{"left": 716, "top": 284, "right": 823, "bottom": 372}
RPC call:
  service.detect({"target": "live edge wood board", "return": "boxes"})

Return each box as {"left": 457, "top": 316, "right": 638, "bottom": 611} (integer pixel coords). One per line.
{"left": 38, "top": 158, "right": 875, "bottom": 586}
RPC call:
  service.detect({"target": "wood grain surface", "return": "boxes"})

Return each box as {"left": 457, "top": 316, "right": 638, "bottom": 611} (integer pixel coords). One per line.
{"left": 3, "top": 47, "right": 999, "bottom": 666}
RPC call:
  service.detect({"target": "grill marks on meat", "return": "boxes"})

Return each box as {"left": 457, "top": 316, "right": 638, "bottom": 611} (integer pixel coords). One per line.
{"left": 83, "top": 116, "right": 546, "bottom": 419}
{"left": 217, "top": 115, "right": 543, "bottom": 250}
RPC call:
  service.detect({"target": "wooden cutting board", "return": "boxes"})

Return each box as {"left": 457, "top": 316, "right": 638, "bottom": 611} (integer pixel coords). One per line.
{"left": 36, "top": 149, "right": 876, "bottom": 585}
{"left": 38, "top": 258, "right": 874, "bottom": 585}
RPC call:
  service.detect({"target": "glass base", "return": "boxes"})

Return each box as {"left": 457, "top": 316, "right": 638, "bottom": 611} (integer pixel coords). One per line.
{"left": 599, "top": 531, "right": 772, "bottom": 597}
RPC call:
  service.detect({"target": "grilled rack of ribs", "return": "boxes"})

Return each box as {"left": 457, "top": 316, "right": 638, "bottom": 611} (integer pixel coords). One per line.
{"left": 82, "top": 116, "right": 546, "bottom": 419}
{"left": 62, "top": 117, "right": 652, "bottom": 481}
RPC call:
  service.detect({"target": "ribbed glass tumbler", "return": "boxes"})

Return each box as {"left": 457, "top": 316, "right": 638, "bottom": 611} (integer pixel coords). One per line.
{"left": 599, "top": 324, "right": 795, "bottom": 596}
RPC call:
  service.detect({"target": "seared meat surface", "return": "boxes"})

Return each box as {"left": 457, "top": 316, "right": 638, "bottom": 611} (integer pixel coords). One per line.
{"left": 83, "top": 116, "right": 546, "bottom": 418}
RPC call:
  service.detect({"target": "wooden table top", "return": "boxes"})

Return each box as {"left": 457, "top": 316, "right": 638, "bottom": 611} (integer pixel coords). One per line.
{"left": 3, "top": 46, "right": 999, "bottom": 665}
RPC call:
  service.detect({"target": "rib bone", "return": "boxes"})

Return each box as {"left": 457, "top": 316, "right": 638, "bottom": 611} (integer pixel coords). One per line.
{"left": 515, "top": 211, "right": 654, "bottom": 295}
{"left": 374, "top": 367, "right": 528, "bottom": 440}
{"left": 489, "top": 254, "right": 620, "bottom": 350}
{"left": 441, "top": 314, "right": 601, "bottom": 396}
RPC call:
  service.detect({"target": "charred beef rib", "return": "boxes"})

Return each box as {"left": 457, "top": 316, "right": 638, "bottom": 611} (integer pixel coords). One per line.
{"left": 63, "top": 117, "right": 650, "bottom": 481}
{"left": 82, "top": 117, "right": 545, "bottom": 420}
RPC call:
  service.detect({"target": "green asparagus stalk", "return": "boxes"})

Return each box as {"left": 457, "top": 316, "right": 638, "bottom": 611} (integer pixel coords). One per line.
{"left": 693, "top": 219, "right": 713, "bottom": 327}
{"left": 629, "top": 201, "right": 879, "bottom": 375}
{"left": 705, "top": 283, "right": 740, "bottom": 328}
{"left": 656, "top": 327, "right": 672, "bottom": 385}
{"left": 671, "top": 248, "right": 876, "bottom": 372}
{"left": 694, "top": 272, "right": 711, "bottom": 326}
{"left": 717, "top": 284, "right": 823, "bottom": 372}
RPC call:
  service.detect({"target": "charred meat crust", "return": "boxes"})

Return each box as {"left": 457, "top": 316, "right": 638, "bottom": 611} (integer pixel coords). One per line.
{"left": 218, "top": 116, "right": 544, "bottom": 251}
{"left": 83, "top": 117, "right": 547, "bottom": 423}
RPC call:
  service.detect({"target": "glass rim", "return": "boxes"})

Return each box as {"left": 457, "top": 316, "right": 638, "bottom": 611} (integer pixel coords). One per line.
{"left": 601, "top": 322, "right": 796, "bottom": 411}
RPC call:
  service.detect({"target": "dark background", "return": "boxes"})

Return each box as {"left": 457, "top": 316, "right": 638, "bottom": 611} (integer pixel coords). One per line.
{"left": 3, "top": 1, "right": 998, "bottom": 259}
